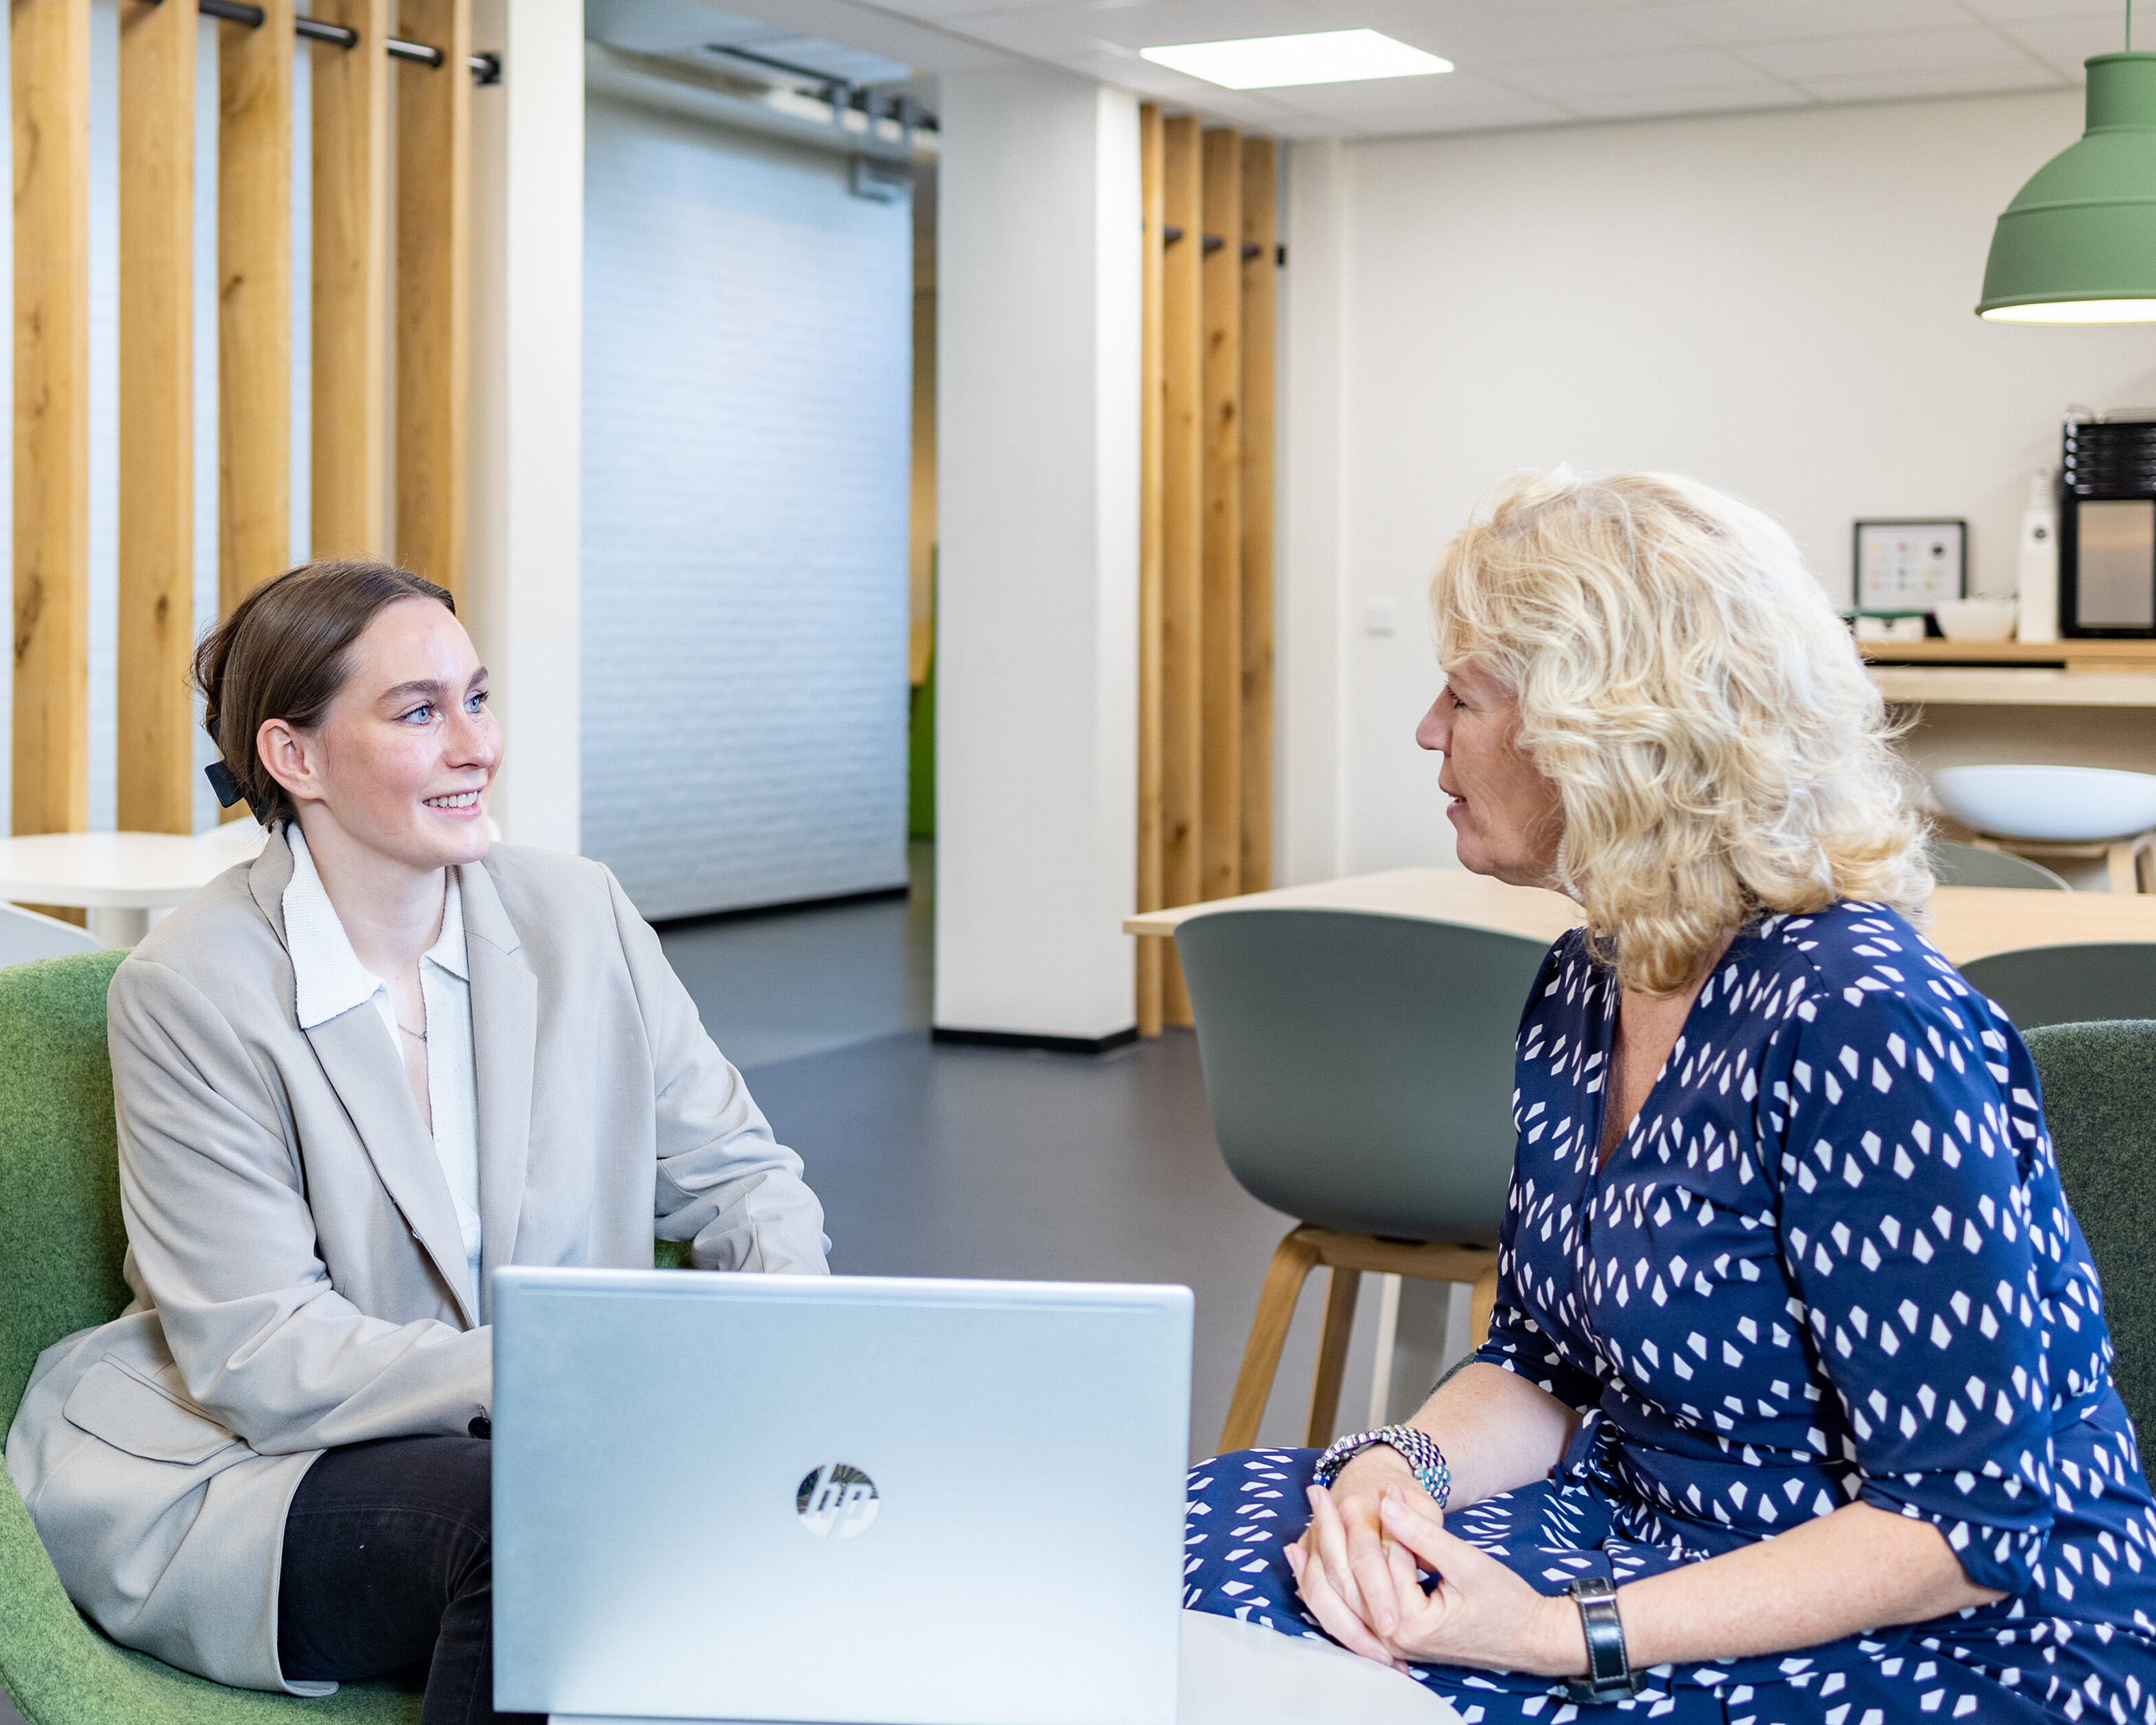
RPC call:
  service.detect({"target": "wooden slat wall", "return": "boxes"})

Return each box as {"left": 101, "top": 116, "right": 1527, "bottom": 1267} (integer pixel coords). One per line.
{"left": 394, "top": 0, "right": 472, "bottom": 606}
{"left": 11, "top": 6, "right": 482, "bottom": 855}
{"left": 13, "top": 0, "right": 93, "bottom": 839}
{"left": 1135, "top": 105, "right": 1166, "bottom": 1038}
{"left": 117, "top": 0, "right": 196, "bottom": 835}
{"left": 1239, "top": 138, "right": 1278, "bottom": 895}
{"left": 1158, "top": 117, "right": 1204, "bottom": 1026}
{"left": 1135, "top": 123, "right": 1280, "bottom": 1032}
{"left": 311, "top": 0, "right": 392, "bottom": 557}
{"left": 1199, "top": 129, "right": 1242, "bottom": 906}
{"left": 220, "top": 0, "right": 295, "bottom": 621}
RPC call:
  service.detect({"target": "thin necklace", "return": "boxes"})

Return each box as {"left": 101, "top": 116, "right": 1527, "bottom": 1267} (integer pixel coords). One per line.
{"left": 398, "top": 1019, "right": 428, "bottom": 1043}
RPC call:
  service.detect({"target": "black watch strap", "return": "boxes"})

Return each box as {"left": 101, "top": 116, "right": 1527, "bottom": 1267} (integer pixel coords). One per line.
{"left": 1562, "top": 1575, "right": 1640, "bottom": 1703}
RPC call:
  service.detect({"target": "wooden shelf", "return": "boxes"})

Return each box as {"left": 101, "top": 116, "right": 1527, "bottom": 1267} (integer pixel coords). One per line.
{"left": 1860, "top": 638, "right": 2156, "bottom": 672}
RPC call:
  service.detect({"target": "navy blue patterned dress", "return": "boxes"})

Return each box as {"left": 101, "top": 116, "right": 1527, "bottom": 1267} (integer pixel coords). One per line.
{"left": 1185, "top": 902, "right": 2156, "bottom": 1722}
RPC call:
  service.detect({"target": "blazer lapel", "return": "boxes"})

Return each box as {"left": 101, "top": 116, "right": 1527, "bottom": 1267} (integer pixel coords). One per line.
{"left": 256, "top": 825, "right": 479, "bottom": 1328}
{"left": 460, "top": 859, "right": 536, "bottom": 1324}
{"left": 302, "top": 1008, "right": 481, "bottom": 1327}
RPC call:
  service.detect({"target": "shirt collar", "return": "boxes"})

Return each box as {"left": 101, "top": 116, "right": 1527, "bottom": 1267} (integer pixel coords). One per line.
{"left": 283, "top": 823, "right": 469, "bottom": 1029}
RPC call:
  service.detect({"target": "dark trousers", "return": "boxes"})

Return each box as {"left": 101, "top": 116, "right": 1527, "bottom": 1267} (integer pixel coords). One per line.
{"left": 277, "top": 1434, "right": 541, "bottom": 1725}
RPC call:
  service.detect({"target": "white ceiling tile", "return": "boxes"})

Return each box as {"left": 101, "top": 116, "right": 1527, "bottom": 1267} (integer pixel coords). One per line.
{"left": 1564, "top": 78, "right": 1809, "bottom": 116}
{"left": 1995, "top": 14, "right": 2130, "bottom": 73}
{"left": 1036, "top": 0, "right": 1336, "bottom": 50}
{"left": 1503, "top": 46, "right": 1774, "bottom": 98}
{"left": 1650, "top": 0, "right": 1976, "bottom": 46}
{"left": 929, "top": 7, "right": 1120, "bottom": 54}
{"left": 1258, "top": 65, "right": 1528, "bottom": 114}
{"left": 843, "top": 0, "right": 1001, "bottom": 18}
{"left": 1792, "top": 61, "right": 2070, "bottom": 100}
{"left": 1956, "top": 0, "right": 2130, "bottom": 18}
{"left": 1342, "top": 1, "right": 1703, "bottom": 65}
{"left": 1338, "top": 96, "right": 1582, "bottom": 133}
{"left": 1740, "top": 24, "right": 2047, "bottom": 77}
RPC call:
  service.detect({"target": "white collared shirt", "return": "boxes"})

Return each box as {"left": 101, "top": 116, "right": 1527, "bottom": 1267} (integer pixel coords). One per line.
{"left": 283, "top": 823, "right": 483, "bottom": 1311}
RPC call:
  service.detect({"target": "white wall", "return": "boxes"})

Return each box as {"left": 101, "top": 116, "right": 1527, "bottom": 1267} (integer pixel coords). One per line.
{"left": 470, "top": 0, "right": 585, "bottom": 856}
{"left": 1286, "top": 89, "right": 2156, "bottom": 880}
{"left": 936, "top": 67, "right": 1139, "bottom": 1043}
{"left": 578, "top": 93, "right": 911, "bottom": 921}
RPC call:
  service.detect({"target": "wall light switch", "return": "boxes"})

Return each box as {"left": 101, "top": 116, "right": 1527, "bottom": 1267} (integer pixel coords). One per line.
{"left": 1364, "top": 600, "right": 1397, "bottom": 636}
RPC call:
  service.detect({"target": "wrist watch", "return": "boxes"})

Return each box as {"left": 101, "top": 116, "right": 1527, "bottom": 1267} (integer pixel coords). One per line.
{"left": 1310, "top": 1424, "right": 1452, "bottom": 1509}
{"left": 1562, "top": 1576, "right": 1643, "bottom": 1703}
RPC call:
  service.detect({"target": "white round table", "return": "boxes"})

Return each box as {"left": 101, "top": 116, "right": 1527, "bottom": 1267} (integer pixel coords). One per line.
{"left": 0, "top": 827, "right": 269, "bottom": 946}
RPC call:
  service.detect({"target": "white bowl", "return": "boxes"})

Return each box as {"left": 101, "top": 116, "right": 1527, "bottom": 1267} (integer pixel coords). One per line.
{"left": 1929, "top": 764, "right": 2156, "bottom": 842}
{"left": 1932, "top": 599, "right": 2019, "bottom": 642}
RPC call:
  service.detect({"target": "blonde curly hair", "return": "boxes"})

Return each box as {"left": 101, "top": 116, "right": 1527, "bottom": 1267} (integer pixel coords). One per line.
{"left": 1429, "top": 468, "right": 1932, "bottom": 995}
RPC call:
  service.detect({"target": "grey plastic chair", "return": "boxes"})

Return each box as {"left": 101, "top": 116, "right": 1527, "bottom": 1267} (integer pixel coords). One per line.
{"left": 2021, "top": 1021, "right": 2154, "bottom": 1448}
{"left": 1175, "top": 906, "right": 1552, "bottom": 1450}
{"left": 1929, "top": 839, "right": 2071, "bottom": 892}
{"left": 1959, "top": 943, "right": 2156, "bottom": 1031}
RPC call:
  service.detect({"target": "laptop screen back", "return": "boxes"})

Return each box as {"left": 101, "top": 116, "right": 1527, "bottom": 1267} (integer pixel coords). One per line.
{"left": 493, "top": 1269, "right": 1192, "bottom": 1725}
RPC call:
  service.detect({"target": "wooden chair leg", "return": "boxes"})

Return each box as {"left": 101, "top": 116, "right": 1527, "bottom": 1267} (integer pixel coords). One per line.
{"left": 1219, "top": 1226, "right": 1319, "bottom": 1453}
{"left": 1468, "top": 1260, "right": 1501, "bottom": 1350}
{"left": 1305, "top": 1265, "right": 1362, "bottom": 1448}
{"left": 2109, "top": 839, "right": 2140, "bottom": 896}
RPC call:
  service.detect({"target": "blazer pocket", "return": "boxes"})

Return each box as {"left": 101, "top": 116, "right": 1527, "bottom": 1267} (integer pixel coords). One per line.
{"left": 62, "top": 1358, "right": 239, "bottom": 1465}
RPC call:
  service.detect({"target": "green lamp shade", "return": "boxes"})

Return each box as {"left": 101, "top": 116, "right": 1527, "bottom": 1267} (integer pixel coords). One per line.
{"left": 1980, "top": 52, "right": 2156, "bottom": 323}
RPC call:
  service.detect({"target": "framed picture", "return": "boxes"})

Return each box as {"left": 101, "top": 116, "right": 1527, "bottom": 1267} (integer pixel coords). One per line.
{"left": 1853, "top": 519, "right": 1967, "bottom": 613}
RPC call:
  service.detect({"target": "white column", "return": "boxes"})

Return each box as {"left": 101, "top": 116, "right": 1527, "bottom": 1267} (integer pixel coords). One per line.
{"left": 934, "top": 69, "right": 1139, "bottom": 1048}
{"left": 468, "top": 0, "right": 582, "bottom": 854}
{"left": 1278, "top": 137, "right": 1349, "bottom": 887}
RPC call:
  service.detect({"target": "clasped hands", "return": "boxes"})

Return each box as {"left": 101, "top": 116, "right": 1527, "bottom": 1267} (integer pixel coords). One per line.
{"left": 1284, "top": 1446, "right": 1590, "bottom": 1680}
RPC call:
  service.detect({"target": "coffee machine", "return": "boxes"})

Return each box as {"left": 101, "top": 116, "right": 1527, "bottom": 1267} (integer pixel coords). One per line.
{"left": 2060, "top": 412, "right": 2156, "bottom": 636}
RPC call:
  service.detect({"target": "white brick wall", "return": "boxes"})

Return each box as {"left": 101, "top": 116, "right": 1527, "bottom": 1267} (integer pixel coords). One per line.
{"left": 581, "top": 94, "right": 910, "bottom": 921}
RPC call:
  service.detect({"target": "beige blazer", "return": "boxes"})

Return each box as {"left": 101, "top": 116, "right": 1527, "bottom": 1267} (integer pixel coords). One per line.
{"left": 4, "top": 831, "right": 828, "bottom": 1693}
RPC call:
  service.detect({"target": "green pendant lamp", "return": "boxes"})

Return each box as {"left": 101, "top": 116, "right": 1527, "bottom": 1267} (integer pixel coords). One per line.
{"left": 1979, "top": 2, "right": 2156, "bottom": 322}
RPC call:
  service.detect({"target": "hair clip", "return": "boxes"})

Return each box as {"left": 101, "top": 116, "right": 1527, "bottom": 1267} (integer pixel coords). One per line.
{"left": 204, "top": 759, "right": 246, "bottom": 809}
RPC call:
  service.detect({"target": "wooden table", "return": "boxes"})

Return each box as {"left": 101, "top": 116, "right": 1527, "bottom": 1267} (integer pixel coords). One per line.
{"left": 1124, "top": 866, "right": 2156, "bottom": 967}
{"left": 0, "top": 828, "right": 268, "bottom": 947}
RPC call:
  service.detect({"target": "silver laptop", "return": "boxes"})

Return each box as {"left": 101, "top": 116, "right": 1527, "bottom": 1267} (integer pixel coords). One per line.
{"left": 493, "top": 1267, "right": 1194, "bottom": 1725}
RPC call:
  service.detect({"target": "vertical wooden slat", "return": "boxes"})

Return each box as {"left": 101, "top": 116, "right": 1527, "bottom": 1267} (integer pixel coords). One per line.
{"left": 220, "top": 0, "right": 295, "bottom": 621}
{"left": 311, "top": 0, "right": 390, "bottom": 557}
{"left": 395, "top": 0, "right": 471, "bottom": 605}
{"left": 1159, "top": 117, "right": 1204, "bottom": 1026}
{"left": 13, "top": 0, "right": 92, "bottom": 838}
{"left": 117, "top": 0, "right": 195, "bottom": 835}
{"left": 1135, "top": 105, "right": 1165, "bottom": 1037}
{"left": 1199, "top": 129, "right": 1242, "bottom": 905}
{"left": 1239, "top": 137, "right": 1277, "bottom": 896}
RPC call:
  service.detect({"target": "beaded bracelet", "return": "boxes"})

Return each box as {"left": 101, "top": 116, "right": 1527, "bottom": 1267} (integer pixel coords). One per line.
{"left": 1310, "top": 1424, "right": 1452, "bottom": 1509}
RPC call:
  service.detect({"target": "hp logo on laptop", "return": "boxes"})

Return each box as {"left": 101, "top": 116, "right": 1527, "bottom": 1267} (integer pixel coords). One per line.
{"left": 795, "top": 1463, "right": 879, "bottom": 1540}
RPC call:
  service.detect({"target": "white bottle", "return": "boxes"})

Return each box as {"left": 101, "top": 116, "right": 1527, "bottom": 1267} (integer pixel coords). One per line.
{"left": 2018, "top": 467, "right": 2059, "bottom": 644}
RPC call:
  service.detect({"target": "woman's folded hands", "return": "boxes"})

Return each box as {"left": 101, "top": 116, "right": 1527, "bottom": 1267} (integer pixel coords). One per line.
{"left": 1286, "top": 1475, "right": 1587, "bottom": 1680}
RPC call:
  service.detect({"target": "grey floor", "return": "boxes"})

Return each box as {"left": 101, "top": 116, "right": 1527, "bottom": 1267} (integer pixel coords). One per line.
{"left": 658, "top": 843, "right": 1397, "bottom": 1462}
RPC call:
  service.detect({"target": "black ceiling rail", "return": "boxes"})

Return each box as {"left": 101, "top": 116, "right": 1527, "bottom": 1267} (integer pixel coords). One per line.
{"left": 190, "top": 1, "right": 498, "bottom": 81}
{"left": 703, "top": 42, "right": 937, "bottom": 133}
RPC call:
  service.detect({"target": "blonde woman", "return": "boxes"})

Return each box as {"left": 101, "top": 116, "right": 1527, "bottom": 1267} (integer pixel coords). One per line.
{"left": 1182, "top": 472, "right": 2156, "bottom": 1722}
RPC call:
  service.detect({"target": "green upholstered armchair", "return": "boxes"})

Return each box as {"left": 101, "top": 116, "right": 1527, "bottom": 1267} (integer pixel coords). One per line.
{"left": 2024, "top": 1019, "right": 2156, "bottom": 1449}
{"left": 0, "top": 950, "right": 425, "bottom": 1723}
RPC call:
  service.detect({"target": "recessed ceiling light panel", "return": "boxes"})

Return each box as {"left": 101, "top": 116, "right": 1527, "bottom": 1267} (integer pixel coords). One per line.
{"left": 1138, "top": 29, "right": 1452, "bottom": 91}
